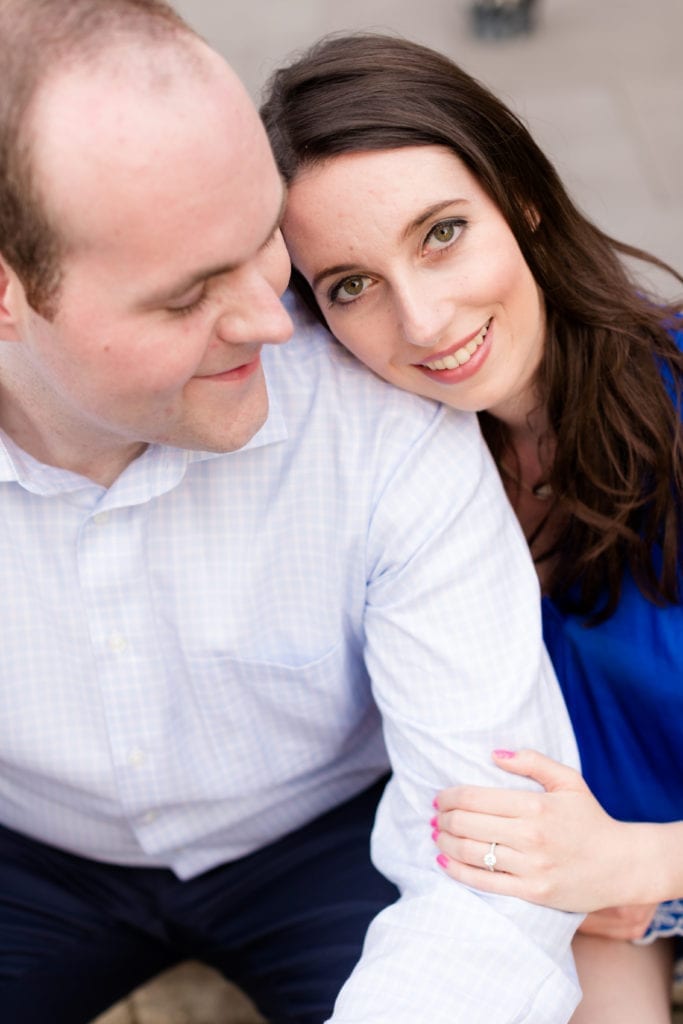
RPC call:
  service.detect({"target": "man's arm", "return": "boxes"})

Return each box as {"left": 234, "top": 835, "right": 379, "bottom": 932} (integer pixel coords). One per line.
{"left": 329, "top": 406, "right": 582, "bottom": 1023}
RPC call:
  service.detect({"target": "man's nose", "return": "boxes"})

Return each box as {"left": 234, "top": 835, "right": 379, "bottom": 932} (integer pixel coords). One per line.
{"left": 216, "top": 269, "right": 293, "bottom": 347}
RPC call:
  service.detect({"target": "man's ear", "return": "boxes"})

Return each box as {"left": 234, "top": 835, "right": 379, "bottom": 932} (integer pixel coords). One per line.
{"left": 0, "top": 254, "right": 24, "bottom": 341}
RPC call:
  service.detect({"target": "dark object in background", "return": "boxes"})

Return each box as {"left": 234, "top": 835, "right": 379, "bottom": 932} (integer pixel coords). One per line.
{"left": 469, "top": 0, "right": 539, "bottom": 39}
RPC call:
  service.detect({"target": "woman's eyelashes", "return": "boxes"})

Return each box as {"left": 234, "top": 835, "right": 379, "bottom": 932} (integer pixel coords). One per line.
{"left": 423, "top": 217, "right": 466, "bottom": 253}
{"left": 325, "top": 217, "right": 467, "bottom": 308}
{"left": 328, "top": 274, "right": 373, "bottom": 306}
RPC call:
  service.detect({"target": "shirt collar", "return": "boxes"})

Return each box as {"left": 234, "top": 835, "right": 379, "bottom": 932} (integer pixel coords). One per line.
{"left": 0, "top": 363, "right": 288, "bottom": 496}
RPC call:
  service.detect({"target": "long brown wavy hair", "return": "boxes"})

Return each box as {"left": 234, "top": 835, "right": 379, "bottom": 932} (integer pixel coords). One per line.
{"left": 261, "top": 32, "right": 683, "bottom": 623}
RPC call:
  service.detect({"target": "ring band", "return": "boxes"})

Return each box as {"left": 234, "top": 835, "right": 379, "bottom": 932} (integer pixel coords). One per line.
{"left": 483, "top": 841, "right": 497, "bottom": 871}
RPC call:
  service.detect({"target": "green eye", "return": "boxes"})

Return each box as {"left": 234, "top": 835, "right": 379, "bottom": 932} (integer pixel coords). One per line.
{"left": 330, "top": 274, "right": 371, "bottom": 305}
{"left": 341, "top": 277, "right": 366, "bottom": 297}
{"left": 432, "top": 223, "right": 455, "bottom": 244}
{"left": 424, "top": 218, "right": 466, "bottom": 252}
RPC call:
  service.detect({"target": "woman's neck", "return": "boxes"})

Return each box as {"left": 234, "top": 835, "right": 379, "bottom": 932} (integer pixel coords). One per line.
{"left": 495, "top": 394, "right": 551, "bottom": 487}
{"left": 491, "top": 403, "right": 561, "bottom": 592}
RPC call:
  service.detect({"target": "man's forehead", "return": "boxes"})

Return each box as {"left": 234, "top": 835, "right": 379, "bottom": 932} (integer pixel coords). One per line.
{"left": 29, "top": 46, "right": 271, "bottom": 244}
{"left": 25, "top": 46, "right": 284, "bottom": 301}
{"left": 31, "top": 38, "right": 238, "bottom": 143}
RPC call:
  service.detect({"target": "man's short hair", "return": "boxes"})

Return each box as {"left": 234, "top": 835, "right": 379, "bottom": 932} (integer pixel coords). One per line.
{"left": 0, "top": 0, "right": 195, "bottom": 318}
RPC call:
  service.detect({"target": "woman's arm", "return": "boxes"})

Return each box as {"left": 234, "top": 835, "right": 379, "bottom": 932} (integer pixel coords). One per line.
{"left": 577, "top": 906, "right": 659, "bottom": 940}
{"left": 433, "top": 748, "right": 683, "bottom": 914}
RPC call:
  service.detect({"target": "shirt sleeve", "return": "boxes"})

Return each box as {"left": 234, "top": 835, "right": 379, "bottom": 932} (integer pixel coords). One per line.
{"left": 328, "top": 406, "right": 582, "bottom": 1024}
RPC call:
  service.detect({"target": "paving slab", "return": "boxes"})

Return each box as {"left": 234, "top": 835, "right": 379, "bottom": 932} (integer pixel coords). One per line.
{"left": 92, "top": 962, "right": 264, "bottom": 1024}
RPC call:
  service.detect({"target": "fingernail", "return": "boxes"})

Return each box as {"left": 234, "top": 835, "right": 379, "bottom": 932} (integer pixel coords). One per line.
{"left": 493, "top": 749, "right": 516, "bottom": 758}
{"left": 436, "top": 853, "right": 449, "bottom": 869}
{"left": 432, "top": 797, "right": 439, "bottom": 809}
{"left": 430, "top": 815, "right": 438, "bottom": 828}
{"left": 431, "top": 829, "right": 439, "bottom": 842}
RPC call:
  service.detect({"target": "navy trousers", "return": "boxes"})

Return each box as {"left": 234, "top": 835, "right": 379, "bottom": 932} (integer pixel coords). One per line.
{"left": 0, "top": 777, "right": 397, "bottom": 1024}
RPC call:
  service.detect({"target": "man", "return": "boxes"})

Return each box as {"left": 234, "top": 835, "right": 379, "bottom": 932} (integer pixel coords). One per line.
{"left": 0, "top": 1, "right": 581, "bottom": 1021}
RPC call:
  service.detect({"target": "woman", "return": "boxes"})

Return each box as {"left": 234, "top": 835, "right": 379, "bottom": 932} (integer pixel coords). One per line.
{"left": 260, "top": 33, "right": 683, "bottom": 1021}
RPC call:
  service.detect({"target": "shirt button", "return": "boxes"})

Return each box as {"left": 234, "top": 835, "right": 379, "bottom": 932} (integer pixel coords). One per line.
{"left": 141, "top": 811, "right": 157, "bottom": 825}
{"left": 92, "top": 511, "right": 110, "bottom": 526}
{"left": 108, "top": 632, "right": 128, "bottom": 654}
{"left": 128, "top": 747, "right": 146, "bottom": 768}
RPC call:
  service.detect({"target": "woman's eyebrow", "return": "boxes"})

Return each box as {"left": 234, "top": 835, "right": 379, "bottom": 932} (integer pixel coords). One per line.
{"left": 400, "top": 198, "right": 469, "bottom": 241}
{"left": 312, "top": 198, "right": 470, "bottom": 289}
{"left": 313, "top": 262, "right": 360, "bottom": 290}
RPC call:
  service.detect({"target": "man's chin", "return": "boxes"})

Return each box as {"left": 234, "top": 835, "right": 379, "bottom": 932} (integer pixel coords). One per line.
{"left": 173, "top": 403, "right": 270, "bottom": 455}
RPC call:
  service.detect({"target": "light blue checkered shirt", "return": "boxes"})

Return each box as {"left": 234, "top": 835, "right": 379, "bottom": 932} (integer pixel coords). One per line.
{"left": 0, "top": 296, "right": 581, "bottom": 1022}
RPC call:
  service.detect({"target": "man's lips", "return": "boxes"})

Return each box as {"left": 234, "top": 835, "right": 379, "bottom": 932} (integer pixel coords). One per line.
{"left": 197, "top": 354, "right": 261, "bottom": 381}
{"left": 413, "top": 319, "right": 491, "bottom": 370}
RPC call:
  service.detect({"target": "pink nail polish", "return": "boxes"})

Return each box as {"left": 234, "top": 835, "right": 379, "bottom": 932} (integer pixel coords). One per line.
{"left": 493, "top": 749, "right": 516, "bottom": 759}
{"left": 430, "top": 815, "right": 438, "bottom": 828}
{"left": 432, "top": 797, "right": 439, "bottom": 809}
{"left": 431, "top": 829, "right": 439, "bottom": 842}
{"left": 436, "top": 853, "right": 449, "bottom": 869}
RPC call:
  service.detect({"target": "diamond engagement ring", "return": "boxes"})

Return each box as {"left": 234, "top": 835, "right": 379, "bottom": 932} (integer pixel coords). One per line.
{"left": 483, "top": 841, "right": 498, "bottom": 871}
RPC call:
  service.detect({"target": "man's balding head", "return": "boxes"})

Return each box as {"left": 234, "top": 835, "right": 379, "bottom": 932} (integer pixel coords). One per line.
{"left": 0, "top": 0, "right": 204, "bottom": 316}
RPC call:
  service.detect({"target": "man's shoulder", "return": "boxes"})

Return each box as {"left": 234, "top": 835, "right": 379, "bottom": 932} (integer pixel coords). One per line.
{"left": 265, "top": 290, "right": 473, "bottom": 440}
{"left": 267, "top": 289, "right": 381, "bottom": 387}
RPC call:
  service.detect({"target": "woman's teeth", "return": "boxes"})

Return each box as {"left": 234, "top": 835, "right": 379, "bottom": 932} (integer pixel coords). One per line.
{"left": 421, "top": 320, "right": 490, "bottom": 370}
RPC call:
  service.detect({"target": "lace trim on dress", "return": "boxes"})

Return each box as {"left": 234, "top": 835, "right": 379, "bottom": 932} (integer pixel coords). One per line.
{"left": 633, "top": 900, "right": 683, "bottom": 945}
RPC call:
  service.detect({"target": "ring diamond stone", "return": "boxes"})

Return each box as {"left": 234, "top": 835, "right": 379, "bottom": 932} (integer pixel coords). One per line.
{"left": 484, "top": 841, "right": 498, "bottom": 871}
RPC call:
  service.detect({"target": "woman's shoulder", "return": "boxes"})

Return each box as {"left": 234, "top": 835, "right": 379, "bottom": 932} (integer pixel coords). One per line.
{"left": 659, "top": 313, "right": 683, "bottom": 408}
{"left": 665, "top": 311, "right": 683, "bottom": 350}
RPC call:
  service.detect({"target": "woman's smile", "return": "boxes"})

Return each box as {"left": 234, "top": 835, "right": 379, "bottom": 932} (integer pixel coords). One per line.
{"left": 283, "top": 145, "right": 546, "bottom": 425}
{"left": 415, "top": 317, "right": 492, "bottom": 379}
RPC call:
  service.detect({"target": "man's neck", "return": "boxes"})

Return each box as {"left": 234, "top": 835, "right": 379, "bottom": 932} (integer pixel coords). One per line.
{"left": 0, "top": 407, "right": 147, "bottom": 487}
{"left": 0, "top": 353, "right": 151, "bottom": 486}
{"left": 9, "top": 430, "right": 147, "bottom": 487}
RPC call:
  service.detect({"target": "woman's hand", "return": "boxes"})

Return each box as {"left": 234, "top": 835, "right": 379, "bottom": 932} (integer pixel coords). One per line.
{"left": 577, "top": 905, "right": 658, "bottom": 941}
{"left": 432, "top": 749, "right": 644, "bottom": 913}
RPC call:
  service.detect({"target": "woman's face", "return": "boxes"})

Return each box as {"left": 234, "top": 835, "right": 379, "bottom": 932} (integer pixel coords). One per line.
{"left": 283, "top": 145, "right": 546, "bottom": 424}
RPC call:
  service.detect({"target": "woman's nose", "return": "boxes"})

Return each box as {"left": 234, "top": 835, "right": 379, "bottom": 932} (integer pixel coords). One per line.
{"left": 396, "top": 287, "right": 450, "bottom": 349}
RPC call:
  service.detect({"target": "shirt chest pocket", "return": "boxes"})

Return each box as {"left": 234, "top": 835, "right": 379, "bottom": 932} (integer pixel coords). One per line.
{"left": 185, "top": 642, "right": 374, "bottom": 781}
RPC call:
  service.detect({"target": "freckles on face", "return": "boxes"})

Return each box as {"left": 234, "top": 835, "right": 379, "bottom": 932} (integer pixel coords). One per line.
{"left": 283, "top": 146, "right": 546, "bottom": 419}
{"left": 282, "top": 159, "right": 389, "bottom": 299}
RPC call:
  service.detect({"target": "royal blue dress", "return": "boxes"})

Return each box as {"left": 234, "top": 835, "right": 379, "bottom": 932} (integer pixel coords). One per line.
{"left": 541, "top": 325, "right": 683, "bottom": 942}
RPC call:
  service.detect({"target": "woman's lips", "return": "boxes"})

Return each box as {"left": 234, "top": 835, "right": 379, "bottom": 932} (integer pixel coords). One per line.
{"left": 416, "top": 319, "right": 491, "bottom": 370}
{"left": 415, "top": 319, "right": 492, "bottom": 382}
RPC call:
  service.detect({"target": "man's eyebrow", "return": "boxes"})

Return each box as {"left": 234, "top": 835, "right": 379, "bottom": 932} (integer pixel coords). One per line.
{"left": 146, "top": 185, "right": 287, "bottom": 305}
{"left": 312, "top": 198, "right": 468, "bottom": 290}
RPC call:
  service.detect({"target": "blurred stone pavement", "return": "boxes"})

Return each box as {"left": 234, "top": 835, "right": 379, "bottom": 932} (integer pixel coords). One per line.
{"left": 93, "top": 0, "right": 682, "bottom": 1021}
